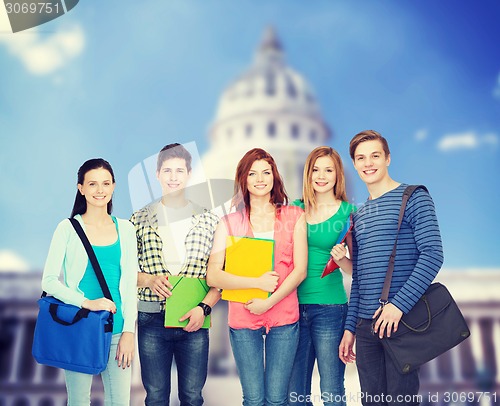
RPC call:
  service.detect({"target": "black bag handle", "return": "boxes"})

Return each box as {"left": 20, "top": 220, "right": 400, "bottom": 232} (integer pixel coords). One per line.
{"left": 49, "top": 303, "right": 90, "bottom": 325}
{"left": 379, "top": 185, "right": 428, "bottom": 305}
{"left": 68, "top": 218, "right": 113, "bottom": 301}
{"left": 400, "top": 295, "right": 432, "bottom": 332}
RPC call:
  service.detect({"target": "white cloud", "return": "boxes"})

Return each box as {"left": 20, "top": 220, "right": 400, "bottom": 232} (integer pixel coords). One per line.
{"left": 0, "top": 250, "right": 30, "bottom": 272}
{"left": 0, "top": 24, "right": 85, "bottom": 75}
{"left": 414, "top": 129, "right": 428, "bottom": 142}
{"left": 437, "top": 131, "right": 499, "bottom": 151}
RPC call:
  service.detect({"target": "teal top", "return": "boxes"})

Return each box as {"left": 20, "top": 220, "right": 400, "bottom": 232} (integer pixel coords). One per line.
{"left": 291, "top": 199, "right": 356, "bottom": 304}
{"left": 78, "top": 217, "right": 123, "bottom": 334}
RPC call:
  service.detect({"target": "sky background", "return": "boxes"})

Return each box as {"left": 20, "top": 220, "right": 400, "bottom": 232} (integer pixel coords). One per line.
{"left": 0, "top": 0, "right": 499, "bottom": 271}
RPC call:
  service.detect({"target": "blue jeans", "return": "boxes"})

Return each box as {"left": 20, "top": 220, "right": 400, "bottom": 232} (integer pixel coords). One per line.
{"left": 355, "top": 318, "right": 420, "bottom": 406}
{"left": 288, "top": 304, "right": 347, "bottom": 406}
{"left": 230, "top": 322, "right": 299, "bottom": 406}
{"left": 138, "top": 311, "right": 209, "bottom": 406}
{"left": 65, "top": 333, "right": 131, "bottom": 406}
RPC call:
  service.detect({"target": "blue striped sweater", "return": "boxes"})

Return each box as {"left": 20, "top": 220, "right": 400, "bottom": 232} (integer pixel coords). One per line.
{"left": 345, "top": 184, "right": 444, "bottom": 333}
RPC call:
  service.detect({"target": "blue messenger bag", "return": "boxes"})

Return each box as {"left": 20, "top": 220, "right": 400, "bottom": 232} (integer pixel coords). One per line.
{"left": 32, "top": 218, "right": 114, "bottom": 375}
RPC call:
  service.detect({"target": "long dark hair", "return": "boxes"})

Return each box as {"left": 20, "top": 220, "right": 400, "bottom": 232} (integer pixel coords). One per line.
{"left": 70, "top": 158, "right": 115, "bottom": 218}
{"left": 231, "top": 148, "right": 288, "bottom": 214}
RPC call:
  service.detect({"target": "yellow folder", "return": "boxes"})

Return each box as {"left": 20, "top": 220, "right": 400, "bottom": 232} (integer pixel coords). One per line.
{"left": 164, "top": 276, "right": 211, "bottom": 329}
{"left": 221, "top": 236, "right": 275, "bottom": 303}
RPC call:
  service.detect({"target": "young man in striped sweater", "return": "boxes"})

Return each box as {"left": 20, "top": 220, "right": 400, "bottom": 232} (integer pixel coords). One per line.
{"left": 339, "top": 130, "right": 443, "bottom": 405}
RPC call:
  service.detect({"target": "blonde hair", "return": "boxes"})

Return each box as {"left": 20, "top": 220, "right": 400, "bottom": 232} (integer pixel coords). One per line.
{"left": 302, "top": 146, "right": 347, "bottom": 211}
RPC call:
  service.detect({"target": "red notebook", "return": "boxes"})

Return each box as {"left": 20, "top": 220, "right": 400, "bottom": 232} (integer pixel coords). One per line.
{"left": 321, "top": 215, "right": 353, "bottom": 278}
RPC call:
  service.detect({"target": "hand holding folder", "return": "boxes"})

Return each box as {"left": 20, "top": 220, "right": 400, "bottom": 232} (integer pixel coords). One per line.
{"left": 221, "top": 236, "right": 275, "bottom": 303}
{"left": 164, "top": 276, "right": 211, "bottom": 329}
{"left": 321, "top": 215, "right": 353, "bottom": 278}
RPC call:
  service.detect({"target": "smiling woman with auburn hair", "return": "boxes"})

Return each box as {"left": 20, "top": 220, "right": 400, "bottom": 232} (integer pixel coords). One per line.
{"left": 207, "top": 148, "right": 307, "bottom": 406}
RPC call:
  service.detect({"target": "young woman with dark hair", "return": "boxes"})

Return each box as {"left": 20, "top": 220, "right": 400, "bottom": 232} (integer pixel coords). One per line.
{"left": 207, "top": 148, "right": 307, "bottom": 406}
{"left": 42, "top": 158, "right": 138, "bottom": 405}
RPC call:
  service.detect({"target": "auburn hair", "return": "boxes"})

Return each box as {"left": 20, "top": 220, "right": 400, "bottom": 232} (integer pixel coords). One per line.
{"left": 231, "top": 148, "right": 288, "bottom": 215}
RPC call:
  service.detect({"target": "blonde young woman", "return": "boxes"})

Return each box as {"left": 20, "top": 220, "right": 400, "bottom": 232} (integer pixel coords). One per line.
{"left": 207, "top": 148, "right": 307, "bottom": 406}
{"left": 288, "top": 147, "right": 355, "bottom": 406}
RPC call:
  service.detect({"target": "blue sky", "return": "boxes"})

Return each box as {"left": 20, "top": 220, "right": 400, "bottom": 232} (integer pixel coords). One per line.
{"left": 0, "top": 0, "right": 499, "bottom": 270}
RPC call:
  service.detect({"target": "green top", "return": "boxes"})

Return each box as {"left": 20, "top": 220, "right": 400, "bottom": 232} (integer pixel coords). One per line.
{"left": 291, "top": 199, "right": 356, "bottom": 304}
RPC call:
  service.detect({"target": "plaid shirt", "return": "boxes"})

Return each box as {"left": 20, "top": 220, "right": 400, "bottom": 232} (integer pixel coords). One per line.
{"left": 130, "top": 200, "right": 219, "bottom": 306}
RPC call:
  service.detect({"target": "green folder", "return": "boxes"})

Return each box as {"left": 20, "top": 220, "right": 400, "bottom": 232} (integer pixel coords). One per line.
{"left": 164, "top": 276, "right": 211, "bottom": 329}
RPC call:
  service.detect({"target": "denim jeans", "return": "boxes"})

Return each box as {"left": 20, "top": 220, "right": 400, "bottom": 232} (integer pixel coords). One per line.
{"left": 230, "top": 322, "right": 299, "bottom": 406}
{"left": 288, "top": 304, "right": 347, "bottom": 406}
{"left": 355, "top": 318, "right": 420, "bottom": 406}
{"left": 64, "top": 333, "right": 131, "bottom": 406}
{"left": 138, "top": 311, "right": 209, "bottom": 406}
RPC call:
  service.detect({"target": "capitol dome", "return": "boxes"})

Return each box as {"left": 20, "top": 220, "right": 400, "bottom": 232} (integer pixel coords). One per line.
{"left": 215, "top": 27, "right": 325, "bottom": 124}
{"left": 203, "top": 27, "right": 332, "bottom": 199}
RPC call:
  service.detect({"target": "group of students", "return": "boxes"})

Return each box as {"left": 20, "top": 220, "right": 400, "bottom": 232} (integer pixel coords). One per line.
{"left": 41, "top": 129, "right": 443, "bottom": 406}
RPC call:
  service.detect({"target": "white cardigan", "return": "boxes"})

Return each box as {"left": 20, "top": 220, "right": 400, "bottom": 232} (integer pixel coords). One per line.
{"left": 41, "top": 214, "right": 138, "bottom": 333}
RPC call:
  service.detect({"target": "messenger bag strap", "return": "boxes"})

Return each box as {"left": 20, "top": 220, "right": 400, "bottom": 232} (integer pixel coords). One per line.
{"left": 69, "top": 218, "right": 113, "bottom": 302}
{"left": 379, "top": 185, "right": 428, "bottom": 304}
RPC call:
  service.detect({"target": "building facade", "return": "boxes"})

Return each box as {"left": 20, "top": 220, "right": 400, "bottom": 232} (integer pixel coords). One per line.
{"left": 1, "top": 270, "right": 499, "bottom": 405}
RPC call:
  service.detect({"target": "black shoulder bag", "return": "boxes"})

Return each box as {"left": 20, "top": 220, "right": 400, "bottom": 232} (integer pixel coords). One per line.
{"left": 378, "top": 185, "right": 470, "bottom": 374}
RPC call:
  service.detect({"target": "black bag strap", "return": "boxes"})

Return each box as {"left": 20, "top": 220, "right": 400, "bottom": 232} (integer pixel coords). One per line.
{"left": 49, "top": 303, "right": 90, "bottom": 325}
{"left": 68, "top": 218, "right": 113, "bottom": 301}
{"left": 379, "top": 185, "right": 428, "bottom": 304}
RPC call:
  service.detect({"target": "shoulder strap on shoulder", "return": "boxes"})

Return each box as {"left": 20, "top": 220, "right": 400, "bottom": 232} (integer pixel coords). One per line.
{"left": 69, "top": 218, "right": 113, "bottom": 301}
{"left": 403, "top": 184, "right": 428, "bottom": 200}
{"left": 379, "top": 185, "right": 427, "bottom": 303}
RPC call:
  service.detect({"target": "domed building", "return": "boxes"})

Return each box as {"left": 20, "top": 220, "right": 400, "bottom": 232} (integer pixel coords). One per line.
{"left": 203, "top": 27, "right": 331, "bottom": 199}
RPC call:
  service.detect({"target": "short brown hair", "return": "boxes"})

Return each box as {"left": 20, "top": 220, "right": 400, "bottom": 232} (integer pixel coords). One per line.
{"left": 349, "top": 130, "right": 390, "bottom": 160}
{"left": 157, "top": 143, "right": 192, "bottom": 172}
{"left": 302, "top": 146, "right": 347, "bottom": 211}
{"left": 232, "top": 148, "right": 288, "bottom": 214}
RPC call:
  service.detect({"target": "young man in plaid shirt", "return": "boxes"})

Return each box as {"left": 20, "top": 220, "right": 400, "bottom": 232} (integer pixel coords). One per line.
{"left": 130, "top": 143, "right": 220, "bottom": 406}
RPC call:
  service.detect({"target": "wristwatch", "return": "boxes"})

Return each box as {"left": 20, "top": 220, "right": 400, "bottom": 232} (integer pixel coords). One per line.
{"left": 197, "top": 302, "right": 212, "bottom": 316}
